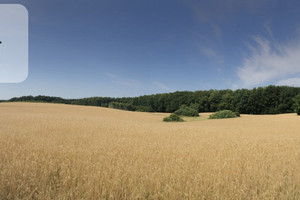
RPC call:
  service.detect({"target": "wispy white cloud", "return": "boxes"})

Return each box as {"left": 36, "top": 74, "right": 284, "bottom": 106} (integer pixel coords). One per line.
{"left": 199, "top": 46, "right": 224, "bottom": 64}
{"left": 189, "top": 25, "right": 224, "bottom": 67}
{"left": 105, "top": 73, "right": 118, "bottom": 79}
{"left": 153, "top": 82, "right": 174, "bottom": 92}
{"left": 236, "top": 35, "right": 300, "bottom": 87}
{"left": 263, "top": 21, "right": 275, "bottom": 41}
{"left": 211, "top": 24, "right": 222, "bottom": 39}
{"left": 105, "top": 73, "right": 141, "bottom": 87}
{"left": 217, "top": 67, "right": 224, "bottom": 73}
{"left": 276, "top": 78, "right": 300, "bottom": 87}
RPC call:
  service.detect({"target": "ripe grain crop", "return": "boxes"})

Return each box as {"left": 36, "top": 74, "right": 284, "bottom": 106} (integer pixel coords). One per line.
{"left": 1, "top": 102, "right": 300, "bottom": 199}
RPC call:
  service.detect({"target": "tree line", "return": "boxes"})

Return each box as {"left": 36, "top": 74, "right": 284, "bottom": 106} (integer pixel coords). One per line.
{"left": 6, "top": 85, "right": 300, "bottom": 114}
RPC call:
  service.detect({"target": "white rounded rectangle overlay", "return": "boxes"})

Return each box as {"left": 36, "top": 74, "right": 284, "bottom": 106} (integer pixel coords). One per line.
{"left": 0, "top": 4, "right": 28, "bottom": 83}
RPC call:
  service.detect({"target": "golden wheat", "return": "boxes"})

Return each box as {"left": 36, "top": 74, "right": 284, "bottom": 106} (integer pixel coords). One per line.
{"left": 1, "top": 102, "right": 300, "bottom": 199}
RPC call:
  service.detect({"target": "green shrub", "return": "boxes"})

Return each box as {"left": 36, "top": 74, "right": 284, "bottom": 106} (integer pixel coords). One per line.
{"left": 209, "top": 110, "right": 239, "bottom": 119}
{"left": 163, "top": 113, "right": 184, "bottom": 122}
{"left": 235, "top": 111, "right": 240, "bottom": 117}
{"left": 189, "top": 103, "right": 200, "bottom": 112}
{"left": 174, "top": 107, "right": 199, "bottom": 117}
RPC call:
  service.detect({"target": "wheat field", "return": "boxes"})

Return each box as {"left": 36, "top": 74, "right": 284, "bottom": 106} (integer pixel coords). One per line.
{"left": 1, "top": 102, "right": 300, "bottom": 199}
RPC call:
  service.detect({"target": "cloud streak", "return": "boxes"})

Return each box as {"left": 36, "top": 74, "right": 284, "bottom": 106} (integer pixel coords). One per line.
{"left": 199, "top": 46, "right": 224, "bottom": 64}
{"left": 105, "top": 73, "right": 141, "bottom": 87}
{"left": 153, "top": 82, "right": 174, "bottom": 92}
{"left": 276, "top": 78, "right": 300, "bottom": 87}
{"left": 236, "top": 36, "right": 300, "bottom": 87}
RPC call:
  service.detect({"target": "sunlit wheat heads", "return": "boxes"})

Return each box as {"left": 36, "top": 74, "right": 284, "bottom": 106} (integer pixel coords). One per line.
{"left": 1, "top": 102, "right": 300, "bottom": 199}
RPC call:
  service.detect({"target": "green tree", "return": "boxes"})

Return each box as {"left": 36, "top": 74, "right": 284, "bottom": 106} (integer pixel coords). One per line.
{"left": 208, "top": 90, "right": 222, "bottom": 112}
{"left": 233, "top": 89, "right": 250, "bottom": 113}
{"left": 264, "top": 85, "right": 280, "bottom": 114}
{"left": 219, "top": 90, "right": 234, "bottom": 111}
{"left": 293, "top": 93, "right": 300, "bottom": 115}
{"left": 8, "top": 86, "right": 300, "bottom": 114}
{"left": 247, "top": 87, "right": 266, "bottom": 114}
{"left": 278, "top": 86, "right": 297, "bottom": 113}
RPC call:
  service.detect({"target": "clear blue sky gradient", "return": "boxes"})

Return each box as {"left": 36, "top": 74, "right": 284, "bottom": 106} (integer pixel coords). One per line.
{"left": 1, "top": 0, "right": 300, "bottom": 99}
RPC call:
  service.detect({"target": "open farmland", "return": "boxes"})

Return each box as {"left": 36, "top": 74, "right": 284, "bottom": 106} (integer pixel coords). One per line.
{"left": 1, "top": 103, "right": 300, "bottom": 199}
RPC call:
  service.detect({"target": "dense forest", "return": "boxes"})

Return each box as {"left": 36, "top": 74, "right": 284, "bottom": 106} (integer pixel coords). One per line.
{"left": 6, "top": 85, "right": 300, "bottom": 114}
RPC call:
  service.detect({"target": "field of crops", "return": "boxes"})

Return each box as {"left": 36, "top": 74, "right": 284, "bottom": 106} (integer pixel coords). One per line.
{"left": 1, "top": 102, "right": 300, "bottom": 199}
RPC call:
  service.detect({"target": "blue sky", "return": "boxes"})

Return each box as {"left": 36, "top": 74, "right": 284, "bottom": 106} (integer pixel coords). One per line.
{"left": 1, "top": 0, "right": 300, "bottom": 99}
